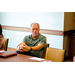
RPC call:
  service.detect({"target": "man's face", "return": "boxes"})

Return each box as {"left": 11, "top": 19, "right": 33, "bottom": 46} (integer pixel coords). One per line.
{"left": 30, "top": 24, "right": 40, "bottom": 38}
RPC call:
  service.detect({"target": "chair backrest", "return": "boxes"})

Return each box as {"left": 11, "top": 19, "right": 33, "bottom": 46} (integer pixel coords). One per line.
{"left": 42, "top": 44, "right": 49, "bottom": 58}
{"left": 3, "top": 38, "right": 9, "bottom": 51}
{"left": 45, "top": 47, "right": 65, "bottom": 62}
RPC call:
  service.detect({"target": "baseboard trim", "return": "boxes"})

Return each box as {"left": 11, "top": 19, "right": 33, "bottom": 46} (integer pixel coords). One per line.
{"left": 2, "top": 25, "right": 64, "bottom": 36}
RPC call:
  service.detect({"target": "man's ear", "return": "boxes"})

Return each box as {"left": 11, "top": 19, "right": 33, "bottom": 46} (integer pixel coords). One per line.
{"left": 39, "top": 28, "right": 40, "bottom": 30}
{"left": 39, "top": 28, "right": 40, "bottom": 31}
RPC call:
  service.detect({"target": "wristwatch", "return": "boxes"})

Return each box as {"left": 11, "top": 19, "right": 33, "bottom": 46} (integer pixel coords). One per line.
{"left": 30, "top": 47, "right": 32, "bottom": 51}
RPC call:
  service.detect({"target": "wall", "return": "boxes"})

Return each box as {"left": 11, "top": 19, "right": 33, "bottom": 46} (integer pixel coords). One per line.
{"left": 63, "top": 12, "right": 75, "bottom": 56}
{"left": 64, "top": 12, "right": 75, "bottom": 31}
{"left": 0, "top": 12, "right": 64, "bottom": 30}
{"left": 0, "top": 12, "right": 64, "bottom": 49}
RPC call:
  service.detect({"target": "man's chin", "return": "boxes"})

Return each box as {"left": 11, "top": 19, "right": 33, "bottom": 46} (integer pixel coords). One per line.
{"left": 33, "top": 35, "right": 37, "bottom": 37}
{"left": 33, "top": 34, "right": 37, "bottom": 36}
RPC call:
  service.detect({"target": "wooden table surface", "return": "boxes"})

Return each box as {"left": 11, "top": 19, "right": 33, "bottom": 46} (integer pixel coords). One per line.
{"left": 0, "top": 53, "right": 52, "bottom": 62}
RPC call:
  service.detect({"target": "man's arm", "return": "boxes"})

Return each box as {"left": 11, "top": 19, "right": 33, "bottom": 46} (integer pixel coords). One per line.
{"left": 22, "top": 43, "right": 44, "bottom": 52}
{"left": 23, "top": 36, "right": 46, "bottom": 52}
{"left": 32, "top": 43, "right": 44, "bottom": 51}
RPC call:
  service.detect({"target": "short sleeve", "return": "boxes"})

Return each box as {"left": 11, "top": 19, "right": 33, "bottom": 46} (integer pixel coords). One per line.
{"left": 39, "top": 36, "right": 46, "bottom": 48}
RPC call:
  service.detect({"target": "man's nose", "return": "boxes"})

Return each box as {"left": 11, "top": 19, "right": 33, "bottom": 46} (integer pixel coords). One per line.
{"left": 34, "top": 30, "right": 36, "bottom": 32}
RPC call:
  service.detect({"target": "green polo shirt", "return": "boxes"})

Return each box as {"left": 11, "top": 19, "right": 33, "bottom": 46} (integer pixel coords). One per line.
{"left": 23, "top": 33, "right": 46, "bottom": 58}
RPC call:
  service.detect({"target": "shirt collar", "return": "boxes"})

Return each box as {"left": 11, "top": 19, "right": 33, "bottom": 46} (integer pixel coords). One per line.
{"left": 29, "top": 33, "right": 40, "bottom": 40}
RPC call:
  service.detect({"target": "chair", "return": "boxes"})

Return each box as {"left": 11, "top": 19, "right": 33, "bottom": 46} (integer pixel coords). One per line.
{"left": 45, "top": 47, "right": 65, "bottom": 62}
{"left": 42, "top": 44, "right": 49, "bottom": 58}
{"left": 3, "top": 38, "right": 9, "bottom": 51}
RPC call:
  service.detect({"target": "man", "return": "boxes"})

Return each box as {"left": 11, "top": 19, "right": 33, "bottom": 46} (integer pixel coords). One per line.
{"left": 17, "top": 23, "right": 46, "bottom": 58}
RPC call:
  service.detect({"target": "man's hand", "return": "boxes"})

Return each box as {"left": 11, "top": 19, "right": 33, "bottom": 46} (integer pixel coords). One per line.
{"left": 17, "top": 44, "right": 31, "bottom": 52}
{"left": 17, "top": 45, "right": 24, "bottom": 52}
{"left": 17, "top": 43, "right": 25, "bottom": 52}
{"left": 22, "top": 45, "right": 31, "bottom": 52}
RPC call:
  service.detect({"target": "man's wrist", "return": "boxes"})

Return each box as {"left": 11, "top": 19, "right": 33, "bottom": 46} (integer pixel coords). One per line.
{"left": 30, "top": 47, "right": 32, "bottom": 51}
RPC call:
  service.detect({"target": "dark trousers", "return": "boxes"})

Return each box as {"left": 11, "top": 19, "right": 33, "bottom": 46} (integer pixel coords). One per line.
{"left": 16, "top": 50, "right": 38, "bottom": 57}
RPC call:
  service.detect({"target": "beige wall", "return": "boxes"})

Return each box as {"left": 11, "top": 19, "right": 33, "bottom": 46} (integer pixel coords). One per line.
{"left": 0, "top": 12, "right": 64, "bottom": 49}
{"left": 64, "top": 12, "right": 75, "bottom": 31}
{"left": 63, "top": 12, "right": 75, "bottom": 56}
{"left": 0, "top": 12, "right": 74, "bottom": 57}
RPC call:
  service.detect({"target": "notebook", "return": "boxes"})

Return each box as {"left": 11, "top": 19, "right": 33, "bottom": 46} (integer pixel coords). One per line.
{"left": 0, "top": 50, "right": 17, "bottom": 58}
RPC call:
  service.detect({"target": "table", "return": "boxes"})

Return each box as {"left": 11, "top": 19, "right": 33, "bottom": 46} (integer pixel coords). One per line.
{"left": 0, "top": 53, "right": 52, "bottom": 62}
